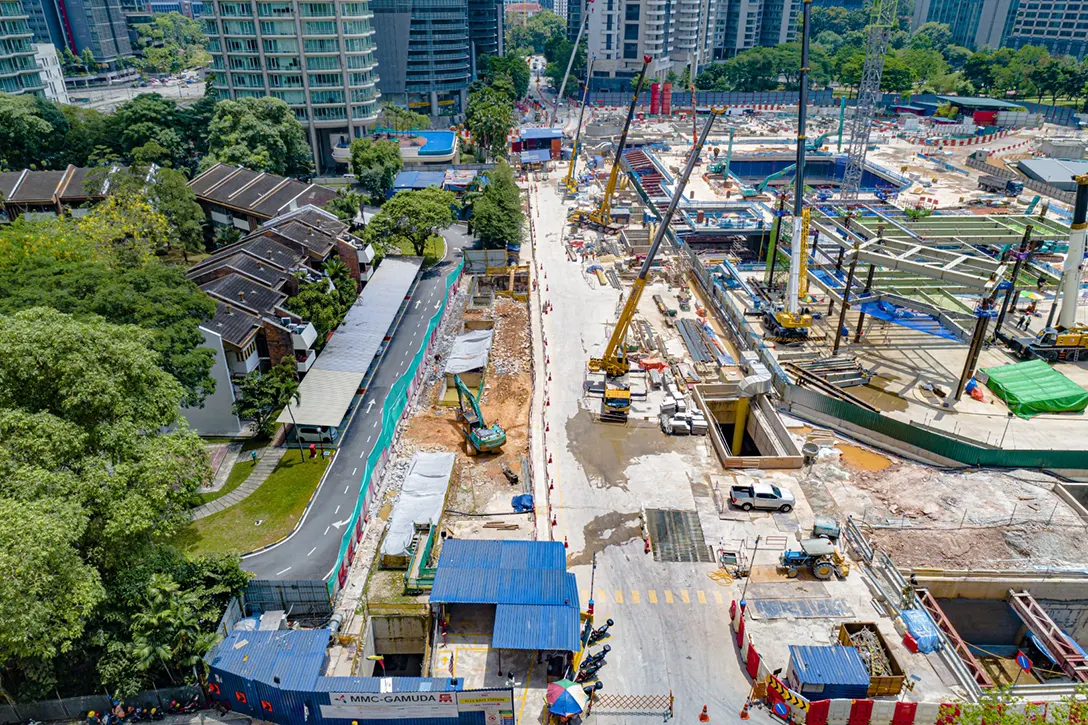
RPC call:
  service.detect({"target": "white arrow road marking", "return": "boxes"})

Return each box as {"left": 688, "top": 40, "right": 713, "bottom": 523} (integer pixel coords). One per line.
{"left": 366, "top": 399, "right": 375, "bottom": 413}
{"left": 415, "top": 300, "right": 421, "bottom": 309}
{"left": 331, "top": 518, "right": 350, "bottom": 529}
{"left": 434, "top": 300, "right": 442, "bottom": 310}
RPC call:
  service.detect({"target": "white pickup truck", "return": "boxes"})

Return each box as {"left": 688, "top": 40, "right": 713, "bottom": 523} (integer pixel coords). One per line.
{"left": 729, "top": 482, "right": 795, "bottom": 513}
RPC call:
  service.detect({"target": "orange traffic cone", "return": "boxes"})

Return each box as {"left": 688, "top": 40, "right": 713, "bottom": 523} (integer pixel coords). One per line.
{"left": 699, "top": 705, "right": 710, "bottom": 722}
{"left": 740, "top": 701, "right": 750, "bottom": 721}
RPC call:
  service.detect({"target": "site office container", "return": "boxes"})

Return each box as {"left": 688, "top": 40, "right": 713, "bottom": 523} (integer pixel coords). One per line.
{"left": 785, "top": 645, "right": 870, "bottom": 701}
{"left": 836, "top": 623, "right": 905, "bottom": 696}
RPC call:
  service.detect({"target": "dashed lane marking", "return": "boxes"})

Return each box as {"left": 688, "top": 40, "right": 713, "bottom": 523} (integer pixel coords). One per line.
{"left": 664, "top": 590, "right": 674, "bottom": 604}
{"left": 630, "top": 590, "right": 640, "bottom": 604}
{"left": 648, "top": 590, "right": 658, "bottom": 604}
{"left": 697, "top": 590, "right": 707, "bottom": 605}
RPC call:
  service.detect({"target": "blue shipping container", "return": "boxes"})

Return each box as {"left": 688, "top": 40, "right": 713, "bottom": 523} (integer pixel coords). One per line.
{"left": 786, "top": 645, "right": 870, "bottom": 701}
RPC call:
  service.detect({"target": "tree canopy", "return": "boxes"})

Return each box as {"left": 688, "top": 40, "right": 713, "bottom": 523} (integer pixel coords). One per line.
{"left": 349, "top": 137, "right": 403, "bottom": 199}
{"left": 472, "top": 161, "right": 523, "bottom": 250}
{"left": 465, "top": 86, "right": 515, "bottom": 161}
{"left": 0, "top": 308, "right": 247, "bottom": 700}
{"left": 233, "top": 357, "right": 301, "bottom": 437}
{"left": 203, "top": 97, "right": 314, "bottom": 177}
{"left": 363, "top": 187, "right": 455, "bottom": 257}
{"left": 478, "top": 54, "right": 531, "bottom": 100}
{"left": 133, "top": 12, "right": 210, "bottom": 74}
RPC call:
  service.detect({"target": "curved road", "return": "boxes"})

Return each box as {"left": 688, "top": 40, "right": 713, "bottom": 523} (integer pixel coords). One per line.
{"left": 243, "top": 225, "right": 474, "bottom": 581}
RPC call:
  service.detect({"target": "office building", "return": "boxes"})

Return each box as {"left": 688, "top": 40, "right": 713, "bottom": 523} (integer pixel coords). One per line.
{"left": 32, "top": 42, "right": 67, "bottom": 101}
{"left": 22, "top": 0, "right": 132, "bottom": 65}
{"left": 203, "top": 0, "right": 381, "bottom": 173}
{"left": 565, "top": 0, "right": 580, "bottom": 41}
{"left": 0, "top": 0, "right": 45, "bottom": 96}
{"left": 910, "top": 0, "right": 1017, "bottom": 49}
{"left": 1005, "top": 0, "right": 1088, "bottom": 59}
{"left": 584, "top": 0, "right": 714, "bottom": 91}
{"left": 554, "top": 0, "right": 566, "bottom": 18}
{"left": 372, "top": 0, "right": 500, "bottom": 123}
{"left": 713, "top": 0, "right": 799, "bottom": 59}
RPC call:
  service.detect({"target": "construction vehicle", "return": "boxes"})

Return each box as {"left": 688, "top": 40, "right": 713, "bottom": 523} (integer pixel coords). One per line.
{"left": 561, "top": 58, "right": 594, "bottom": 197}
{"left": 755, "top": 164, "right": 798, "bottom": 195}
{"left": 453, "top": 374, "right": 506, "bottom": 454}
{"left": 1006, "top": 324, "right": 1088, "bottom": 362}
{"left": 978, "top": 175, "right": 1024, "bottom": 197}
{"left": 567, "top": 56, "right": 651, "bottom": 233}
{"left": 779, "top": 539, "right": 851, "bottom": 581}
{"left": 587, "top": 108, "right": 723, "bottom": 419}
{"left": 1025, "top": 195, "right": 1041, "bottom": 214}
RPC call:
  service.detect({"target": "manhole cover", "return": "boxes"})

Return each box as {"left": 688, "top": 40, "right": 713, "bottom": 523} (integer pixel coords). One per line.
{"left": 645, "top": 509, "right": 715, "bottom": 563}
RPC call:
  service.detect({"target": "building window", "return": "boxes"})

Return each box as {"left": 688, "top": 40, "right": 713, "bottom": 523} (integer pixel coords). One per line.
{"left": 605, "top": 34, "right": 612, "bottom": 49}
{"left": 625, "top": 3, "right": 639, "bottom": 19}
{"left": 624, "top": 22, "right": 638, "bottom": 39}
{"left": 623, "top": 41, "right": 637, "bottom": 58}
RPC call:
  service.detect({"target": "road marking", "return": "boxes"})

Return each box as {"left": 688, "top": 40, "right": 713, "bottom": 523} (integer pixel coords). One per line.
{"left": 360, "top": 450, "right": 365, "bottom": 458}
{"left": 596, "top": 589, "right": 606, "bottom": 602}
{"left": 664, "top": 590, "right": 674, "bottom": 604}
{"left": 366, "top": 399, "right": 375, "bottom": 413}
{"left": 331, "top": 517, "right": 350, "bottom": 529}
{"left": 372, "top": 421, "right": 378, "bottom": 428}
{"left": 344, "top": 485, "right": 350, "bottom": 494}
{"left": 324, "top": 526, "right": 330, "bottom": 535}
{"left": 404, "top": 349, "right": 410, "bottom": 357}
{"left": 307, "top": 547, "right": 316, "bottom": 556}
{"left": 415, "top": 300, "right": 421, "bottom": 309}
{"left": 614, "top": 590, "right": 624, "bottom": 604}
{"left": 630, "top": 590, "right": 640, "bottom": 604}
{"left": 352, "top": 468, "right": 357, "bottom": 476}
{"left": 648, "top": 590, "right": 657, "bottom": 604}
{"left": 697, "top": 590, "right": 707, "bottom": 605}
{"left": 335, "top": 505, "right": 340, "bottom": 514}
{"left": 276, "top": 567, "right": 292, "bottom": 576}
{"left": 680, "top": 590, "right": 690, "bottom": 604}
{"left": 366, "top": 435, "right": 372, "bottom": 444}
{"left": 715, "top": 591, "right": 724, "bottom": 605}
{"left": 417, "top": 321, "right": 421, "bottom": 328}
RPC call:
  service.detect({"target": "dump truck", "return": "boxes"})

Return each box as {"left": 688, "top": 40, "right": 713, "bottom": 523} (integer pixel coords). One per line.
{"left": 978, "top": 175, "right": 1024, "bottom": 197}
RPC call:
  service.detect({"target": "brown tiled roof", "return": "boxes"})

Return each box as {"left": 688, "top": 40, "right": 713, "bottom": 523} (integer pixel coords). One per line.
{"left": 189, "top": 235, "right": 305, "bottom": 278}
{"left": 0, "top": 171, "right": 23, "bottom": 202}
{"left": 58, "top": 167, "right": 100, "bottom": 201}
{"left": 189, "top": 163, "right": 241, "bottom": 197}
{"left": 193, "top": 253, "right": 291, "bottom": 289}
{"left": 205, "top": 302, "right": 262, "bottom": 347}
{"left": 10, "top": 171, "right": 65, "bottom": 203}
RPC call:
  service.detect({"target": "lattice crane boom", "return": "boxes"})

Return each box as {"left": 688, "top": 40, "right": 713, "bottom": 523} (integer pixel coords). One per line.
{"left": 840, "top": 0, "right": 898, "bottom": 201}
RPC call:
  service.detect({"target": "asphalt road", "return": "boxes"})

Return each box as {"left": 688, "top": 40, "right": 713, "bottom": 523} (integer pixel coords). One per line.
{"left": 242, "top": 225, "right": 474, "bottom": 581}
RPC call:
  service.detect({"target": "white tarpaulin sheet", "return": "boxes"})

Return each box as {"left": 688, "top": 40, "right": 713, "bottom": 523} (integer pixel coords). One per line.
{"left": 380, "top": 451, "right": 455, "bottom": 558}
{"left": 444, "top": 329, "right": 494, "bottom": 374}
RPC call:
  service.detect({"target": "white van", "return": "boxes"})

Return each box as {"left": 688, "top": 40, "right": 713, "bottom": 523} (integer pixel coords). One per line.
{"left": 296, "top": 425, "right": 337, "bottom": 444}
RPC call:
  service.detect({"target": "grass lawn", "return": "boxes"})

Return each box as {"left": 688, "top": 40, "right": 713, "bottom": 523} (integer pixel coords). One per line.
{"left": 174, "top": 449, "right": 330, "bottom": 557}
{"left": 199, "top": 458, "right": 257, "bottom": 504}
{"left": 396, "top": 234, "right": 446, "bottom": 266}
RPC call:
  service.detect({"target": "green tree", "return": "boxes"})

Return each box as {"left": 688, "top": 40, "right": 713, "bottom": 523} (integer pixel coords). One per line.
{"left": 899, "top": 47, "right": 949, "bottom": 88}
{"left": 364, "top": 186, "right": 455, "bottom": 257}
{"left": 910, "top": 21, "right": 952, "bottom": 51}
{"left": 0, "top": 93, "right": 56, "bottom": 170}
{"left": 81, "top": 48, "right": 98, "bottom": 72}
{"left": 471, "top": 161, "right": 522, "bottom": 249}
{"left": 204, "top": 97, "right": 314, "bottom": 177}
{"left": 465, "top": 86, "right": 515, "bottom": 161}
{"left": 349, "top": 137, "right": 403, "bottom": 199}
{"left": 376, "top": 102, "right": 429, "bottom": 132}
{"left": 324, "top": 189, "right": 366, "bottom": 223}
{"left": 505, "top": 9, "right": 565, "bottom": 54}
{"left": 880, "top": 54, "right": 915, "bottom": 93}
{"left": 962, "top": 49, "right": 1000, "bottom": 93}
{"left": 943, "top": 44, "right": 972, "bottom": 69}
{"left": 232, "top": 356, "right": 301, "bottom": 437}
{"left": 479, "top": 54, "right": 531, "bottom": 100}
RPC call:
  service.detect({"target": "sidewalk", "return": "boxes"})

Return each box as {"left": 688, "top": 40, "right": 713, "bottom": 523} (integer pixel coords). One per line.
{"left": 191, "top": 449, "right": 279, "bottom": 520}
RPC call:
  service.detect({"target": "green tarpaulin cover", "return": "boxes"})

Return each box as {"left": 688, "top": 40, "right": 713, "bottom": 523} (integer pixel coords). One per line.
{"left": 981, "top": 359, "right": 1088, "bottom": 419}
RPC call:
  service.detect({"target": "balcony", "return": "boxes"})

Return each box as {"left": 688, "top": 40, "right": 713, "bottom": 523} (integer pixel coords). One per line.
{"left": 296, "top": 348, "right": 317, "bottom": 373}
{"left": 228, "top": 345, "right": 260, "bottom": 376}
{"left": 289, "top": 321, "right": 318, "bottom": 349}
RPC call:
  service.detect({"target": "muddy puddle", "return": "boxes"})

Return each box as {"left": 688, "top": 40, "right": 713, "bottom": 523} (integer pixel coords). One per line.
{"left": 565, "top": 408, "right": 685, "bottom": 490}
{"left": 835, "top": 442, "right": 892, "bottom": 472}
{"left": 850, "top": 373, "right": 909, "bottom": 412}
{"left": 567, "top": 511, "right": 644, "bottom": 566}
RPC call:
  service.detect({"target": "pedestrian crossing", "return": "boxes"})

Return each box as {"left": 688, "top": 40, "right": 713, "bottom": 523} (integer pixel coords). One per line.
{"left": 582, "top": 588, "right": 729, "bottom": 606}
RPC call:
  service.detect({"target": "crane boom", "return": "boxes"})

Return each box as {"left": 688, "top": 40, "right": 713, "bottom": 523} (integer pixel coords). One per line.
{"left": 563, "top": 57, "right": 594, "bottom": 195}
{"left": 549, "top": 0, "right": 592, "bottom": 128}
{"left": 589, "top": 108, "right": 721, "bottom": 377}
{"left": 584, "top": 55, "right": 650, "bottom": 229}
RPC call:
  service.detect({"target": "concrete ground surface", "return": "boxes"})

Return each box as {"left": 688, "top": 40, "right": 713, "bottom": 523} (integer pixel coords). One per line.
{"left": 192, "top": 447, "right": 278, "bottom": 520}
{"left": 242, "top": 225, "right": 474, "bottom": 580}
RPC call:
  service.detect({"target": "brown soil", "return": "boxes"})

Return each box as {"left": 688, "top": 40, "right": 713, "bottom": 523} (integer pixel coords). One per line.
{"left": 402, "top": 296, "right": 533, "bottom": 538}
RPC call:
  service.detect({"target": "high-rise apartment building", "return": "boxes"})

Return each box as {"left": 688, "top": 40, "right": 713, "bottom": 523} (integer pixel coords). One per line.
{"left": 1005, "top": 0, "right": 1088, "bottom": 58}
{"left": 203, "top": 0, "right": 381, "bottom": 173}
{"left": 33, "top": 42, "right": 67, "bottom": 101}
{"left": 22, "top": 0, "right": 132, "bottom": 64}
{"left": 372, "top": 0, "right": 502, "bottom": 122}
{"left": 583, "top": 0, "right": 713, "bottom": 91}
{"left": 712, "top": 0, "right": 799, "bottom": 59}
{"left": 565, "top": 0, "right": 580, "bottom": 41}
{"left": 910, "top": 0, "right": 1017, "bottom": 49}
{"left": 0, "top": 0, "right": 45, "bottom": 95}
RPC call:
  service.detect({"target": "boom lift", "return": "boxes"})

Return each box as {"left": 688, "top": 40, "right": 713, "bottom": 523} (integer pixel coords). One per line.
{"left": 567, "top": 56, "right": 651, "bottom": 233}
{"left": 561, "top": 58, "right": 594, "bottom": 197}
{"left": 588, "top": 108, "right": 723, "bottom": 418}
{"left": 453, "top": 374, "right": 506, "bottom": 454}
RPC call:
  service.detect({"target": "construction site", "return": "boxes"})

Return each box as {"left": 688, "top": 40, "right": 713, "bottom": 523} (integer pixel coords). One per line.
{"left": 516, "top": 3, "right": 1088, "bottom": 718}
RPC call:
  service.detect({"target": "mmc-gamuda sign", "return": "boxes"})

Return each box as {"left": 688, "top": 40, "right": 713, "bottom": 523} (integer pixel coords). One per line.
{"left": 322, "top": 692, "right": 457, "bottom": 719}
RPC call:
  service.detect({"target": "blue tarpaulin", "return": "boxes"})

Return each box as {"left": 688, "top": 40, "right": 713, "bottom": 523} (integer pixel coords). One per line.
{"left": 512, "top": 494, "right": 534, "bottom": 512}
{"left": 901, "top": 609, "right": 943, "bottom": 653}
{"left": 520, "top": 149, "right": 552, "bottom": 163}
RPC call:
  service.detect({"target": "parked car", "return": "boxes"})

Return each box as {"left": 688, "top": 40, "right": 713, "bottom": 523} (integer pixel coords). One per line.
{"left": 729, "top": 482, "right": 795, "bottom": 512}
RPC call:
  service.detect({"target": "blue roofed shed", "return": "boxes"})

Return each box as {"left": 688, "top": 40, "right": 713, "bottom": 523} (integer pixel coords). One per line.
{"left": 391, "top": 171, "right": 447, "bottom": 196}
{"left": 430, "top": 540, "right": 580, "bottom": 652}
{"left": 519, "top": 127, "right": 565, "bottom": 141}
{"left": 786, "top": 645, "right": 870, "bottom": 700}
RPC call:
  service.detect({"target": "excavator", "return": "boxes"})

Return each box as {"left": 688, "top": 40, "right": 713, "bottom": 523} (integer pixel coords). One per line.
{"left": 453, "top": 374, "right": 506, "bottom": 454}
{"left": 588, "top": 108, "right": 723, "bottom": 419}
{"left": 568, "top": 56, "right": 651, "bottom": 233}
{"left": 561, "top": 58, "right": 594, "bottom": 197}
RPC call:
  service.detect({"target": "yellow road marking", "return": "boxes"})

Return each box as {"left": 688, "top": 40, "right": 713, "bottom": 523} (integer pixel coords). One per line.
{"left": 648, "top": 590, "right": 658, "bottom": 604}
{"left": 680, "top": 590, "right": 690, "bottom": 604}
{"left": 664, "top": 590, "right": 674, "bottom": 604}
{"left": 715, "top": 591, "right": 724, "bottom": 604}
{"left": 614, "top": 590, "right": 624, "bottom": 604}
{"left": 697, "top": 590, "right": 707, "bottom": 604}
{"left": 631, "top": 590, "right": 641, "bottom": 604}
{"left": 596, "top": 589, "right": 606, "bottom": 602}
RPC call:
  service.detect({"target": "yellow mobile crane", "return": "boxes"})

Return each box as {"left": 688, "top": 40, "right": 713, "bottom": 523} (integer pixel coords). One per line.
{"left": 588, "top": 107, "right": 722, "bottom": 417}
{"left": 561, "top": 58, "right": 594, "bottom": 197}
{"left": 568, "top": 55, "right": 651, "bottom": 233}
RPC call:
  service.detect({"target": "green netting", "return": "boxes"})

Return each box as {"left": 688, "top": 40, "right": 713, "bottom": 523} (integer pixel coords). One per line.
{"left": 328, "top": 258, "right": 464, "bottom": 593}
{"left": 980, "top": 359, "right": 1088, "bottom": 419}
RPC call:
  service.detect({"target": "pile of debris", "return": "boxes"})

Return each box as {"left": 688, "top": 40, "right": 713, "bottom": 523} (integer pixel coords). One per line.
{"left": 489, "top": 297, "right": 530, "bottom": 377}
